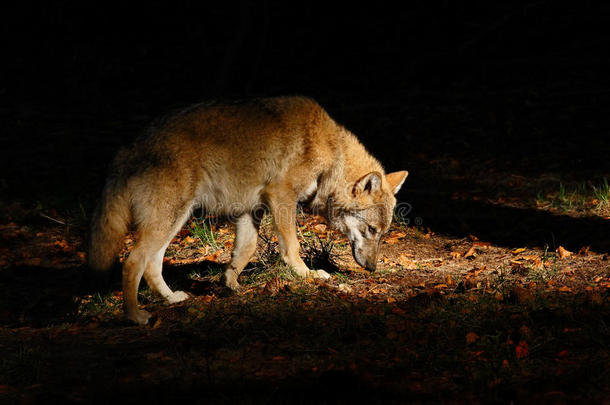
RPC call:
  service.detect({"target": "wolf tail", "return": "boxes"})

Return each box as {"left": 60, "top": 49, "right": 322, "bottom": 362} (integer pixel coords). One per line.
{"left": 88, "top": 181, "right": 131, "bottom": 272}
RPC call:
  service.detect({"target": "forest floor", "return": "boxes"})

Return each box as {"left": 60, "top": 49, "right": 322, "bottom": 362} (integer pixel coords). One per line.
{"left": 1, "top": 93, "right": 609, "bottom": 403}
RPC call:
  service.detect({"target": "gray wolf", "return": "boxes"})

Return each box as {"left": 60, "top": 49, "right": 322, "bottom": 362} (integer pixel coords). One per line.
{"left": 88, "top": 96, "right": 408, "bottom": 324}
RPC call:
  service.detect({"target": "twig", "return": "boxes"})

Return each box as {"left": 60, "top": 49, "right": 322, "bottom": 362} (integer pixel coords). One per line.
{"left": 39, "top": 212, "right": 66, "bottom": 225}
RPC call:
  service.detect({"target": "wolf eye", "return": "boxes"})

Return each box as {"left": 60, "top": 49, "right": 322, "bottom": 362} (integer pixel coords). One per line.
{"left": 368, "top": 225, "right": 377, "bottom": 235}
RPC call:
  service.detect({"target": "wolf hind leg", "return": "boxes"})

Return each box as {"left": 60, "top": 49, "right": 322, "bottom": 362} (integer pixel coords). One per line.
{"left": 224, "top": 212, "right": 260, "bottom": 290}
{"left": 143, "top": 246, "right": 189, "bottom": 304}
{"left": 123, "top": 204, "right": 191, "bottom": 325}
{"left": 142, "top": 208, "right": 192, "bottom": 304}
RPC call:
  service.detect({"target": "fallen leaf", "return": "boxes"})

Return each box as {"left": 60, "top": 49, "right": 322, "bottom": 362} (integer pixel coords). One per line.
{"left": 512, "top": 285, "right": 534, "bottom": 304}
{"left": 558, "top": 286, "right": 572, "bottom": 292}
{"left": 54, "top": 239, "right": 72, "bottom": 251}
{"left": 557, "top": 246, "right": 573, "bottom": 259}
{"left": 512, "top": 248, "right": 526, "bottom": 255}
{"left": 313, "top": 224, "right": 327, "bottom": 233}
{"left": 389, "top": 231, "right": 406, "bottom": 239}
{"left": 337, "top": 284, "right": 353, "bottom": 294}
{"left": 464, "top": 246, "right": 477, "bottom": 258}
{"left": 450, "top": 251, "right": 461, "bottom": 260}
{"left": 515, "top": 340, "right": 529, "bottom": 359}
{"left": 397, "top": 254, "right": 418, "bottom": 269}
{"left": 466, "top": 332, "right": 479, "bottom": 344}
{"left": 203, "top": 251, "right": 221, "bottom": 261}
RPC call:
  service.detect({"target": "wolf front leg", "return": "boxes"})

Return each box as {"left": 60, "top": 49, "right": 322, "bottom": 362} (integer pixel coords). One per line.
{"left": 266, "top": 184, "right": 331, "bottom": 280}
{"left": 223, "top": 213, "right": 260, "bottom": 290}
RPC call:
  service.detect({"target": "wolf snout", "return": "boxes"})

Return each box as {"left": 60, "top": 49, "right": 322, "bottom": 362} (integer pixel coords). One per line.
{"left": 353, "top": 247, "right": 377, "bottom": 271}
{"left": 364, "top": 260, "right": 377, "bottom": 272}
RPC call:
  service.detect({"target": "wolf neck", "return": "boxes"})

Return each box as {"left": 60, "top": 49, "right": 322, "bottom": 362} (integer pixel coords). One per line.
{"left": 311, "top": 127, "right": 384, "bottom": 214}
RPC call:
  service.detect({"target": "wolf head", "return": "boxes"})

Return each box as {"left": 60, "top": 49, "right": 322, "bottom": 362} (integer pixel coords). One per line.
{"left": 330, "top": 170, "right": 408, "bottom": 271}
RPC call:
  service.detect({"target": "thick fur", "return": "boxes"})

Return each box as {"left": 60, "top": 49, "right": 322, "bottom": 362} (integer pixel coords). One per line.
{"left": 89, "top": 96, "right": 408, "bottom": 324}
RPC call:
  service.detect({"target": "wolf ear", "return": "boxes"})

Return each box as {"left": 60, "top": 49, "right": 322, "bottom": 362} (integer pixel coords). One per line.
{"left": 386, "top": 170, "right": 409, "bottom": 195}
{"left": 352, "top": 171, "right": 382, "bottom": 197}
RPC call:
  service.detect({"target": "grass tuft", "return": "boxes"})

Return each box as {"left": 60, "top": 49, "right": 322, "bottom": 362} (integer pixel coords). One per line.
{"left": 191, "top": 218, "right": 219, "bottom": 251}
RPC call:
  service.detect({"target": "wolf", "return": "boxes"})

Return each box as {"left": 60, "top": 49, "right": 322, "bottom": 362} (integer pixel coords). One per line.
{"left": 88, "top": 96, "right": 408, "bottom": 324}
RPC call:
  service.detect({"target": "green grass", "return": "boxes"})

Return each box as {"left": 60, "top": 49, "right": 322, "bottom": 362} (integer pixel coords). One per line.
{"left": 187, "top": 263, "right": 225, "bottom": 280}
{"left": 191, "top": 218, "right": 219, "bottom": 250}
{"left": 77, "top": 292, "right": 121, "bottom": 319}
{"left": 537, "top": 179, "right": 610, "bottom": 214}
{"left": 593, "top": 178, "right": 610, "bottom": 211}
{"left": 241, "top": 263, "right": 297, "bottom": 287}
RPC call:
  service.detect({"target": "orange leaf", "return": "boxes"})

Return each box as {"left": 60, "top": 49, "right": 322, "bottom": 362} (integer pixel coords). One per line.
{"left": 397, "top": 254, "right": 418, "bottom": 269}
{"left": 515, "top": 340, "right": 529, "bottom": 359}
{"left": 313, "top": 224, "right": 327, "bottom": 234}
{"left": 450, "top": 251, "right": 461, "bottom": 260}
{"left": 557, "top": 246, "right": 573, "bottom": 259}
{"left": 512, "top": 248, "right": 526, "bottom": 255}
{"left": 466, "top": 332, "right": 479, "bottom": 344}
{"left": 464, "top": 246, "right": 477, "bottom": 258}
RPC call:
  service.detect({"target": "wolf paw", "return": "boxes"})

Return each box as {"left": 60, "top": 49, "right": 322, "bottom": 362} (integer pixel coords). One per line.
{"left": 224, "top": 279, "right": 244, "bottom": 294}
{"left": 167, "top": 290, "right": 190, "bottom": 304}
{"left": 127, "top": 309, "right": 152, "bottom": 325}
{"left": 311, "top": 269, "right": 331, "bottom": 280}
{"left": 223, "top": 270, "right": 242, "bottom": 291}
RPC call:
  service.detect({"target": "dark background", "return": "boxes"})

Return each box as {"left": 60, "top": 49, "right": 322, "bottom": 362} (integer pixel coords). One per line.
{"left": 1, "top": 1, "right": 609, "bottom": 248}
{"left": 1, "top": 4, "right": 610, "bottom": 402}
